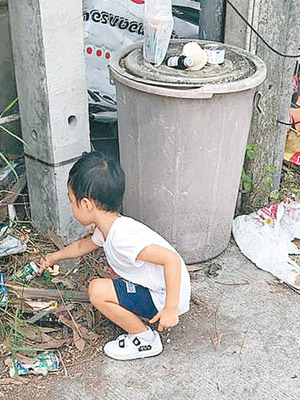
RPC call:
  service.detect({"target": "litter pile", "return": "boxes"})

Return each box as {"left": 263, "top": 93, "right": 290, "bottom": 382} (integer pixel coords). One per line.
{"left": 0, "top": 220, "right": 116, "bottom": 384}
{"left": 0, "top": 165, "right": 116, "bottom": 384}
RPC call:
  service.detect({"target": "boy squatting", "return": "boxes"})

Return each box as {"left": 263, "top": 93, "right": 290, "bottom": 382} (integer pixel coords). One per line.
{"left": 38, "top": 151, "right": 191, "bottom": 360}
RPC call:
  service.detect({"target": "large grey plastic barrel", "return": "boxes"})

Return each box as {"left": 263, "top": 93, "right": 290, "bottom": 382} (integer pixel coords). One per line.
{"left": 109, "top": 39, "right": 266, "bottom": 263}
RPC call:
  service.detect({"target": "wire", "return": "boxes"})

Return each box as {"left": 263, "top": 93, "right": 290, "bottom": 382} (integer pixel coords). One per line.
{"left": 277, "top": 119, "right": 300, "bottom": 126}
{"left": 225, "top": 0, "right": 300, "bottom": 58}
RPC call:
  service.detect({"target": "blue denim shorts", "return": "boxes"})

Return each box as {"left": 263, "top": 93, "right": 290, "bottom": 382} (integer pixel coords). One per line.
{"left": 113, "top": 279, "right": 158, "bottom": 319}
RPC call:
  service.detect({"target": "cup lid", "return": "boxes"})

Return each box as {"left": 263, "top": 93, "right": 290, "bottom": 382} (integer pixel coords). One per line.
{"left": 182, "top": 42, "right": 208, "bottom": 71}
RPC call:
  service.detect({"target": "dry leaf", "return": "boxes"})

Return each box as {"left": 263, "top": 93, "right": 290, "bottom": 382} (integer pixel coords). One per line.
{"left": 17, "top": 326, "right": 68, "bottom": 349}
{"left": 15, "top": 354, "right": 36, "bottom": 365}
{"left": 4, "top": 357, "right": 12, "bottom": 367}
{"left": 73, "top": 330, "right": 86, "bottom": 352}
{"left": 58, "top": 314, "right": 100, "bottom": 351}
{"left": 58, "top": 315, "right": 86, "bottom": 351}
{"left": 59, "top": 315, "right": 98, "bottom": 341}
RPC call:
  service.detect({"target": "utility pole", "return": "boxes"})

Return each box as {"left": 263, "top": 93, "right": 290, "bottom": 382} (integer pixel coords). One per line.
{"left": 225, "top": 0, "right": 300, "bottom": 210}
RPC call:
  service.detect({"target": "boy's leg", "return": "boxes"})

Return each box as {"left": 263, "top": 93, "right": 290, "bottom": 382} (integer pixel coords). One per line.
{"left": 88, "top": 278, "right": 147, "bottom": 334}
{"left": 88, "top": 278, "right": 163, "bottom": 360}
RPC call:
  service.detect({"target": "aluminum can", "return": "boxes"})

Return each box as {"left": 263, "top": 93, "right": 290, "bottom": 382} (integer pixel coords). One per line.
{"left": 10, "top": 353, "right": 59, "bottom": 377}
{"left": 204, "top": 44, "right": 225, "bottom": 65}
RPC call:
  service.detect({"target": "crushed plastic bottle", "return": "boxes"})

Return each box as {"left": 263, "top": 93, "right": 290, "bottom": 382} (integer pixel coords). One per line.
{"left": 11, "top": 261, "right": 39, "bottom": 283}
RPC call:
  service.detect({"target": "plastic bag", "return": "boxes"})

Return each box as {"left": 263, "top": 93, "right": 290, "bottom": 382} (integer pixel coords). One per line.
{"left": 143, "top": 0, "right": 173, "bottom": 67}
{"left": 232, "top": 200, "right": 300, "bottom": 289}
{"left": 0, "top": 224, "right": 28, "bottom": 257}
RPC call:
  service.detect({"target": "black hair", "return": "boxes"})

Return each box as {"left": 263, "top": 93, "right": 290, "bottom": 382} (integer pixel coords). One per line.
{"left": 68, "top": 151, "right": 125, "bottom": 212}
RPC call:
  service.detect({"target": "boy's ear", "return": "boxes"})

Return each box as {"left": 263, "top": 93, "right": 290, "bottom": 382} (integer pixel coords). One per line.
{"left": 81, "top": 197, "right": 95, "bottom": 211}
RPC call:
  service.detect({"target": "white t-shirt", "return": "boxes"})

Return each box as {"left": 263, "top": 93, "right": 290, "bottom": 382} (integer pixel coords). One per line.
{"left": 91, "top": 215, "right": 190, "bottom": 315}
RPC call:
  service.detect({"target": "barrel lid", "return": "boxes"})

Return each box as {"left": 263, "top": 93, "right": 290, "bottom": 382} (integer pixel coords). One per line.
{"left": 109, "top": 39, "right": 267, "bottom": 96}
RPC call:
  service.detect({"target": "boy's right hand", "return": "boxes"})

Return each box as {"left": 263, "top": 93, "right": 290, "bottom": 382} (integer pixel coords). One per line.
{"left": 36, "top": 253, "right": 56, "bottom": 274}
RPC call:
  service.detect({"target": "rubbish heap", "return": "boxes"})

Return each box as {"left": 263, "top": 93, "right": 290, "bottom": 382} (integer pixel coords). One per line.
{"left": 0, "top": 162, "right": 115, "bottom": 383}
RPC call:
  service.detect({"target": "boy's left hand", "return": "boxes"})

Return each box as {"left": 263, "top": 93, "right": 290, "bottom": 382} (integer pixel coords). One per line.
{"left": 149, "top": 307, "right": 179, "bottom": 332}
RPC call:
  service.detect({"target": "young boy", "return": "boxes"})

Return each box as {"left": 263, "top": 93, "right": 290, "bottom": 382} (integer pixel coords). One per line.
{"left": 38, "top": 151, "right": 191, "bottom": 360}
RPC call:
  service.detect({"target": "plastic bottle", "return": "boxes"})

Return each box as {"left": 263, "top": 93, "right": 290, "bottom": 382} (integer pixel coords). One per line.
{"left": 166, "top": 55, "right": 193, "bottom": 69}
{"left": 143, "top": 0, "right": 174, "bottom": 67}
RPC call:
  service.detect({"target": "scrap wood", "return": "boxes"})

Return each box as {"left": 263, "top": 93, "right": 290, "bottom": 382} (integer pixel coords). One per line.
{"left": 26, "top": 304, "right": 74, "bottom": 325}
{"left": 6, "top": 283, "right": 89, "bottom": 302}
{"left": 0, "top": 175, "right": 26, "bottom": 221}
{"left": 24, "top": 300, "right": 57, "bottom": 311}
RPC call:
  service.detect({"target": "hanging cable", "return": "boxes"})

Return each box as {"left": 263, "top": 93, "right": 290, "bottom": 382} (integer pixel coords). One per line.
{"left": 225, "top": 0, "right": 300, "bottom": 58}
{"left": 277, "top": 119, "right": 300, "bottom": 127}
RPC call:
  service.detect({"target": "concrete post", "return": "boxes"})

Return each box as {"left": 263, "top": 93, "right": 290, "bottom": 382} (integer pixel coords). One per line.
{"left": 225, "top": 0, "right": 300, "bottom": 210}
{"left": 199, "top": 0, "right": 226, "bottom": 42}
{"left": 8, "top": 0, "right": 90, "bottom": 241}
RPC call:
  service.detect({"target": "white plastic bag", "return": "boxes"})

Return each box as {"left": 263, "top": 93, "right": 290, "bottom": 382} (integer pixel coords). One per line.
{"left": 0, "top": 224, "right": 28, "bottom": 257}
{"left": 143, "top": 0, "right": 174, "bottom": 66}
{"left": 232, "top": 200, "right": 300, "bottom": 289}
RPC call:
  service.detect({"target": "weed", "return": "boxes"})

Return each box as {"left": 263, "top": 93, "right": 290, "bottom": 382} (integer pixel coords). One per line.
{"left": 240, "top": 141, "right": 300, "bottom": 212}
{"left": 0, "top": 98, "right": 27, "bottom": 178}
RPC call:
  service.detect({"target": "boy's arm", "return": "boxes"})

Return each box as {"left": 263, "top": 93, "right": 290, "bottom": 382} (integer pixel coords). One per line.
{"left": 38, "top": 236, "right": 99, "bottom": 273}
{"left": 136, "top": 244, "right": 181, "bottom": 331}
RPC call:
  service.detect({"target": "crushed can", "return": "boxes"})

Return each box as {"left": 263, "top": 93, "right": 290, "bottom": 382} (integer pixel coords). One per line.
{"left": 11, "top": 261, "right": 39, "bottom": 283}
{"left": 10, "top": 352, "right": 59, "bottom": 377}
{"left": 0, "top": 272, "right": 8, "bottom": 307}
